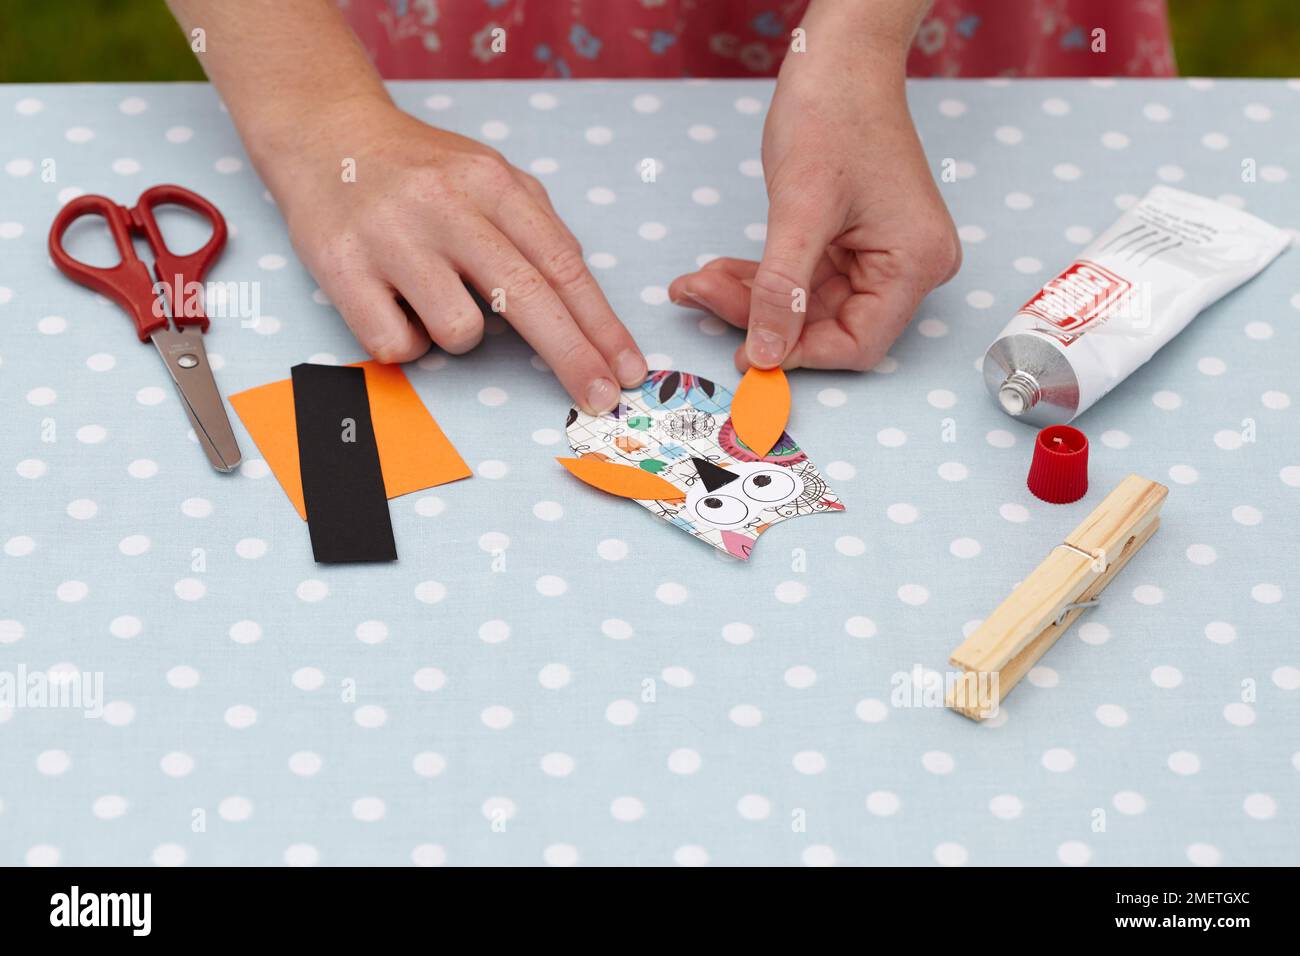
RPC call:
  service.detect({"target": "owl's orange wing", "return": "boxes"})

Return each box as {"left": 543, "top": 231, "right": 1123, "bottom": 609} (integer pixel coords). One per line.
{"left": 730, "top": 366, "right": 790, "bottom": 458}
{"left": 557, "top": 457, "right": 686, "bottom": 501}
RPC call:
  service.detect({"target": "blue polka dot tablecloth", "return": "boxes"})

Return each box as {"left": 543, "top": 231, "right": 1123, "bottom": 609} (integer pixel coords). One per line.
{"left": 2, "top": 78, "right": 1298, "bottom": 868}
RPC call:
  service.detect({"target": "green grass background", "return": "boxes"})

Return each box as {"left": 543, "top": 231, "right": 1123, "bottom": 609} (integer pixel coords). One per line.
{"left": 1, "top": 0, "right": 1297, "bottom": 82}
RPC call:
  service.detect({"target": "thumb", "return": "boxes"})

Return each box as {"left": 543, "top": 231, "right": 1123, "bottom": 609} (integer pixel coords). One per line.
{"left": 745, "top": 199, "right": 837, "bottom": 368}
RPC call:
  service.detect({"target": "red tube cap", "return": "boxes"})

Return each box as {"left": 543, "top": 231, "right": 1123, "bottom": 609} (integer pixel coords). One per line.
{"left": 1028, "top": 425, "right": 1089, "bottom": 504}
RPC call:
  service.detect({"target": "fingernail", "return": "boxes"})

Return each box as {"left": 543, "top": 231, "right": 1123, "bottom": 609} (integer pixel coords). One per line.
{"left": 613, "top": 349, "right": 648, "bottom": 387}
{"left": 747, "top": 327, "right": 786, "bottom": 368}
{"left": 586, "top": 377, "right": 619, "bottom": 415}
{"left": 675, "top": 291, "right": 713, "bottom": 312}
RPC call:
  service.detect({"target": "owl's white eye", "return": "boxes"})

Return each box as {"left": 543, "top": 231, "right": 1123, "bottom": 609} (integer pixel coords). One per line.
{"left": 693, "top": 494, "right": 749, "bottom": 527}
{"left": 742, "top": 468, "right": 798, "bottom": 503}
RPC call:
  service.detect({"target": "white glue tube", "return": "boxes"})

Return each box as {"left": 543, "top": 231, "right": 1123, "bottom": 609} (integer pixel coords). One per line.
{"left": 984, "top": 186, "right": 1290, "bottom": 424}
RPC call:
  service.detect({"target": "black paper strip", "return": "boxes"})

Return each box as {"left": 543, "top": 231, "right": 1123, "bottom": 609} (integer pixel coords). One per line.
{"left": 291, "top": 363, "right": 397, "bottom": 564}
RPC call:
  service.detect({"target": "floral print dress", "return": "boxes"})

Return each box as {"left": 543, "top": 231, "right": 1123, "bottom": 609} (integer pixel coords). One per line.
{"left": 338, "top": 0, "right": 1176, "bottom": 79}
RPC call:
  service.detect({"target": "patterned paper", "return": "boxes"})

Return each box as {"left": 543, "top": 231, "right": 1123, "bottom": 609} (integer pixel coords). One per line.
{"left": 565, "top": 369, "right": 844, "bottom": 559}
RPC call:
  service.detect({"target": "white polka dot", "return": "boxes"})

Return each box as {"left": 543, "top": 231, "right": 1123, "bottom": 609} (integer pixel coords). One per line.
{"left": 586, "top": 186, "right": 616, "bottom": 205}
{"left": 480, "top": 705, "right": 514, "bottom": 730}
{"left": 922, "top": 751, "right": 955, "bottom": 775}
{"left": 424, "top": 94, "right": 453, "bottom": 110}
{"left": 690, "top": 186, "right": 720, "bottom": 206}
{"left": 989, "top": 794, "right": 1023, "bottom": 820}
{"left": 825, "top": 460, "right": 856, "bottom": 481}
{"left": 1004, "top": 192, "right": 1033, "bottom": 210}
{"left": 610, "top": 796, "right": 645, "bottom": 822}
{"left": 1168, "top": 751, "right": 1201, "bottom": 775}
{"left": 540, "top": 752, "right": 574, "bottom": 777}
{"left": 966, "top": 289, "right": 995, "bottom": 309}
{"left": 1214, "top": 428, "right": 1245, "bottom": 451}
{"left": 217, "top": 796, "right": 253, "bottom": 822}
{"left": 528, "top": 92, "right": 558, "bottom": 111}
{"left": 994, "top": 125, "right": 1023, "bottom": 145}
{"left": 1095, "top": 704, "right": 1128, "bottom": 728}
{"left": 229, "top": 621, "right": 265, "bottom": 648}
{"left": 538, "top": 663, "right": 571, "bottom": 690}
{"left": 478, "top": 531, "right": 510, "bottom": 554}
{"left": 1042, "top": 748, "right": 1075, "bottom": 772}
{"left": 476, "top": 459, "right": 508, "bottom": 479}
{"left": 737, "top": 794, "right": 771, "bottom": 820}
{"left": 606, "top": 699, "right": 638, "bottom": 726}
{"left": 1197, "top": 356, "right": 1226, "bottom": 376}
{"left": 1027, "top": 666, "right": 1059, "bottom": 689}
{"left": 290, "top": 666, "right": 322, "bottom": 690}
{"left": 1204, "top": 620, "right": 1237, "bottom": 645}
{"left": 876, "top": 427, "right": 907, "bottom": 448}
{"left": 855, "top": 698, "right": 888, "bottom": 722}
{"left": 958, "top": 224, "right": 986, "bottom": 243}
{"left": 1187, "top": 843, "right": 1222, "bottom": 867}
{"left": 937, "top": 461, "right": 968, "bottom": 482}
{"left": 351, "top": 797, "right": 385, "bottom": 822}
{"left": 1272, "top": 666, "right": 1300, "bottom": 691}
{"left": 415, "top": 579, "right": 447, "bottom": 603}
{"left": 411, "top": 843, "right": 446, "bottom": 866}
{"left": 1100, "top": 429, "right": 1131, "bottom": 450}
{"left": 295, "top": 579, "right": 328, "bottom": 602}
{"left": 1169, "top": 464, "right": 1199, "bottom": 485}
{"left": 1224, "top": 702, "right": 1256, "bottom": 727}
{"left": 1243, "top": 102, "right": 1272, "bottom": 121}
{"left": 413, "top": 667, "right": 446, "bottom": 692}
{"left": 897, "top": 584, "right": 929, "bottom": 606}
{"left": 76, "top": 424, "right": 108, "bottom": 444}
{"left": 1243, "top": 793, "right": 1277, "bottom": 820}
{"left": 687, "top": 124, "right": 716, "bottom": 142}
{"left": 985, "top": 429, "right": 1016, "bottom": 449}
{"left": 224, "top": 705, "right": 256, "bottom": 729}
{"left": 1132, "top": 584, "right": 1164, "bottom": 605}
{"left": 792, "top": 751, "right": 826, "bottom": 775}
{"left": 1261, "top": 390, "right": 1290, "bottom": 410}
{"left": 938, "top": 97, "right": 967, "bottom": 117}
{"left": 160, "top": 752, "right": 194, "bottom": 777}
{"left": 26, "top": 386, "right": 56, "bottom": 406}
{"left": 353, "top": 704, "right": 387, "bottom": 729}
{"left": 109, "top": 616, "right": 142, "bottom": 639}
{"left": 16, "top": 459, "right": 48, "bottom": 479}
{"left": 1065, "top": 225, "right": 1095, "bottom": 244}
{"left": 602, "top": 619, "right": 633, "bottom": 640}
{"left": 539, "top": 844, "right": 577, "bottom": 867}
{"left": 166, "top": 665, "right": 199, "bottom": 690}
{"left": 1051, "top": 163, "right": 1081, "bottom": 183}
{"left": 214, "top": 156, "right": 242, "bottom": 174}
{"left": 883, "top": 503, "right": 917, "bottom": 525}
{"left": 479, "top": 120, "right": 509, "bottom": 141}
{"left": 478, "top": 619, "right": 509, "bottom": 644}
{"left": 667, "top": 749, "right": 701, "bottom": 775}
{"left": 1057, "top": 841, "right": 1091, "bottom": 866}
{"left": 775, "top": 580, "right": 807, "bottom": 604}
{"left": 743, "top": 222, "right": 766, "bottom": 241}
{"left": 1251, "top": 582, "right": 1282, "bottom": 604}
{"left": 5, "top": 535, "right": 35, "bottom": 557}
{"left": 165, "top": 125, "right": 193, "bottom": 143}
{"left": 949, "top": 537, "right": 981, "bottom": 559}
{"left": 1185, "top": 543, "right": 1217, "bottom": 566}
{"left": 37, "top": 750, "right": 71, "bottom": 775}
{"left": 862, "top": 791, "right": 899, "bottom": 817}
{"left": 1282, "top": 466, "right": 1300, "bottom": 488}
{"left": 729, "top": 704, "right": 762, "bottom": 728}
{"left": 56, "top": 580, "right": 88, "bottom": 603}
{"left": 655, "top": 581, "right": 689, "bottom": 605}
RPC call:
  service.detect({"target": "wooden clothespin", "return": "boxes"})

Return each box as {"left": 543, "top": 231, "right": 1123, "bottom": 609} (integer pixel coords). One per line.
{"left": 947, "top": 474, "right": 1169, "bottom": 720}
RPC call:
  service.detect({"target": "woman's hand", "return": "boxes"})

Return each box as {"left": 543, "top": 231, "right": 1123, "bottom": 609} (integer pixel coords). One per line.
{"left": 669, "top": 4, "right": 960, "bottom": 372}
{"left": 274, "top": 99, "right": 646, "bottom": 413}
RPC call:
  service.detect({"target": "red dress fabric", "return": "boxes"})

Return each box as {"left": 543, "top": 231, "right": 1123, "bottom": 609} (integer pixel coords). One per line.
{"left": 338, "top": 0, "right": 1176, "bottom": 80}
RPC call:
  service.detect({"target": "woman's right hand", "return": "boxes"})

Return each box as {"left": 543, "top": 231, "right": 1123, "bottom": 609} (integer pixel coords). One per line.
{"left": 271, "top": 97, "right": 647, "bottom": 415}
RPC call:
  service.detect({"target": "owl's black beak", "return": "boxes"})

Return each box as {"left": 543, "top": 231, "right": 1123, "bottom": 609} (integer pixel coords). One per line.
{"left": 691, "top": 457, "right": 739, "bottom": 492}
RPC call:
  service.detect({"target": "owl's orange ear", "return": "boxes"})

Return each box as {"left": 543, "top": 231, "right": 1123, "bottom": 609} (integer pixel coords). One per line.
{"left": 730, "top": 366, "right": 790, "bottom": 458}
{"left": 557, "top": 457, "right": 686, "bottom": 501}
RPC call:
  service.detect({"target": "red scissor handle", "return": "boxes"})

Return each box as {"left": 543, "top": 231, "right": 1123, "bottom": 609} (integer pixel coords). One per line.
{"left": 48, "top": 185, "right": 228, "bottom": 342}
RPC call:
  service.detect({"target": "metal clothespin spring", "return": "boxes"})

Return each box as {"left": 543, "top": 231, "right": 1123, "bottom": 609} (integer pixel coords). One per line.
{"left": 1055, "top": 598, "right": 1101, "bottom": 627}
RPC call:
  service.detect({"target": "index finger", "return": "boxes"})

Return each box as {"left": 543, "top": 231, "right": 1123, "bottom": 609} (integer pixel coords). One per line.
{"left": 451, "top": 220, "right": 624, "bottom": 415}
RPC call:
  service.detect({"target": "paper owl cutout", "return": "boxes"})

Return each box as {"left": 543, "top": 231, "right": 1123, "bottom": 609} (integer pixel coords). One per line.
{"left": 560, "top": 369, "right": 844, "bottom": 560}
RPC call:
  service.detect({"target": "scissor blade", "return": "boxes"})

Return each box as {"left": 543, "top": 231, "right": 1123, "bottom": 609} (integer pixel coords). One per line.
{"left": 150, "top": 329, "right": 242, "bottom": 473}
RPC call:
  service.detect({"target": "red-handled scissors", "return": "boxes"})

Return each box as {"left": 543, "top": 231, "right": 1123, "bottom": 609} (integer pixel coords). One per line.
{"left": 49, "top": 184, "right": 242, "bottom": 472}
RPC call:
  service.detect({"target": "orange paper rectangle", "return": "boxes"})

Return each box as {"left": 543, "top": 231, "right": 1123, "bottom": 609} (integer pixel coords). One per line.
{"left": 230, "top": 360, "right": 471, "bottom": 520}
